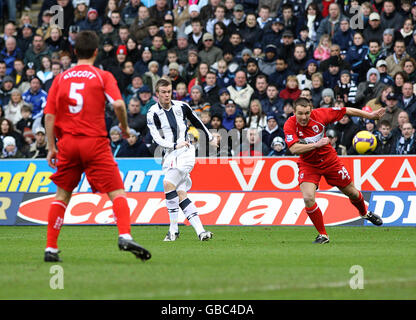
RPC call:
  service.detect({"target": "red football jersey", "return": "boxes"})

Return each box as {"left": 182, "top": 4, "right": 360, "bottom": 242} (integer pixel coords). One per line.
{"left": 284, "top": 107, "right": 347, "bottom": 166}
{"left": 44, "top": 65, "right": 122, "bottom": 139}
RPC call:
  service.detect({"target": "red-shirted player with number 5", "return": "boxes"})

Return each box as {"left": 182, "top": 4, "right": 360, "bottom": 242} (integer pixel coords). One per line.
{"left": 43, "top": 31, "right": 151, "bottom": 262}
{"left": 284, "top": 98, "right": 385, "bottom": 244}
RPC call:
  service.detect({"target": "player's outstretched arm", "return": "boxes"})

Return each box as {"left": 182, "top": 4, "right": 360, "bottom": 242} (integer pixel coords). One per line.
{"left": 289, "top": 137, "right": 330, "bottom": 155}
{"left": 345, "top": 107, "right": 386, "bottom": 120}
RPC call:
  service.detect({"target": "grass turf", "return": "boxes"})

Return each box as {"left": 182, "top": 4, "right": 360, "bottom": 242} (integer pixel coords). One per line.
{"left": 0, "top": 225, "right": 415, "bottom": 300}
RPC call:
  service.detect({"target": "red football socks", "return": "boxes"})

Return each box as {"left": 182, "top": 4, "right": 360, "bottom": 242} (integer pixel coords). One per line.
{"left": 305, "top": 203, "right": 327, "bottom": 235}
{"left": 46, "top": 200, "right": 67, "bottom": 249}
{"left": 350, "top": 192, "right": 367, "bottom": 216}
{"left": 112, "top": 195, "right": 131, "bottom": 235}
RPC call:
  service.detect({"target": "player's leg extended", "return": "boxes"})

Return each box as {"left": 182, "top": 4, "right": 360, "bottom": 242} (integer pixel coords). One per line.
{"left": 338, "top": 183, "right": 383, "bottom": 225}
{"left": 300, "top": 182, "right": 329, "bottom": 242}
{"left": 177, "top": 190, "right": 213, "bottom": 241}
{"left": 108, "top": 189, "right": 131, "bottom": 238}
{"left": 108, "top": 189, "right": 151, "bottom": 261}
{"left": 163, "top": 179, "right": 180, "bottom": 240}
{"left": 45, "top": 187, "right": 72, "bottom": 261}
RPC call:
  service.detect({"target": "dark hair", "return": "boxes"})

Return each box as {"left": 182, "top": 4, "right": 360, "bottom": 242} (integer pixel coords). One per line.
{"left": 379, "top": 119, "right": 392, "bottom": 128}
{"left": 155, "top": 78, "right": 172, "bottom": 92}
{"left": 294, "top": 97, "right": 313, "bottom": 110}
{"left": 75, "top": 30, "right": 99, "bottom": 59}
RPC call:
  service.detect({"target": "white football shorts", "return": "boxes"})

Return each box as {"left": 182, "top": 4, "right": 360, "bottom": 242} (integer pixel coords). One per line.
{"left": 162, "top": 145, "right": 195, "bottom": 192}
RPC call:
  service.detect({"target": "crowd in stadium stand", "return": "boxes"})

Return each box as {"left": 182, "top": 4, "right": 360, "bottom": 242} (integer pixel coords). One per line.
{"left": 0, "top": 0, "right": 415, "bottom": 158}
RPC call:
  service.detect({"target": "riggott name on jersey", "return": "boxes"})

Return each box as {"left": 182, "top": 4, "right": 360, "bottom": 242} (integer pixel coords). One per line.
{"left": 63, "top": 70, "right": 97, "bottom": 80}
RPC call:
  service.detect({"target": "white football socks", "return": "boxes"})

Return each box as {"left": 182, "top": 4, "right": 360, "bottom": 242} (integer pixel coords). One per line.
{"left": 165, "top": 190, "right": 179, "bottom": 234}
{"left": 180, "top": 198, "right": 205, "bottom": 236}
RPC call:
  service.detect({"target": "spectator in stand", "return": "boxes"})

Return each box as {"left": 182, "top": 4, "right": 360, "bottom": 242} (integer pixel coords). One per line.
{"left": 3, "top": 89, "right": 26, "bottom": 125}
{"left": 228, "top": 4, "right": 246, "bottom": 35}
{"left": 355, "top": 68, "right": 386, "bottom": 107}
{"left": 277, "top": 29, "right": 296, "bottom": 62}
{"left": 240, "top": 12, "right": 263, "bottom": 50}
{"left": 206, "top": 4, "right": 230, "bottom": 35}
{"left": 334, "top": 70, "right": 358, "bottom": 108}
{"left": 318, "top": 44, "right": 351, "bottom": 73}
{"left": 375, "top": 120, "right": 395, "bottom": 155}
{"left": 202, "top": 71, "right": 221, "bottom": 106}
{"left": 222, "top": 99, "right": 241, "bottom": 131}
{"left": 257, "top": 5, "right": 272, "bottom": 30}
{"left": 251, "top": 74, "right": 268, "bottom": 102}
{"left": 1, "top": 136, "right": 26, "bottom": 159}
{"left": 320, "top": 88, "right": 335, "bottom": 109}
{"left": 0, "top": 76, "right": 14, "bottom": 106}
{"left": 345, "top": 32, "right": 368, "bottom": 80}
{"left": 124, "top": 97, "right": 147, "bottom": 137}
{"left": 268, "top": 57, "right": 294, "bottom": 90}
{"left": 210, "top": 87, "right": 231, "bottom": 117}
{"left": 109, "top": 125, "right": 125, "bottom": 157}
{"left": 386, "top": 39, "right": 410, "bottom": 77}
{"left": 117, "top": 129, "right": 152, "bottom": 157}
{"left": 188, "top": 62, "right": 209, "bottom": 93}
{"left": 267, "top": 136, "right": 288, "bottom": 156}
{"left": 262, "top": 17, "right": 285, "bottom": 49}
{"left": 182, "top": 47, "right": 200, "bottom": 86}
{"left": 173, "top": 0, "right": 190, "bottom": 29}
{"left": 0, "top": 118, "right": 24, "bottom": 151}
{"left": 24, "top": 34, "right": 51, "bottom": 71}
{"left": 78, "top": 8, "right": 102, "bottom": 33}
{"left": 333, "top": 113, "right": 360, "bottom": 152}
{"left": 189, "top": 85, "right": 211, "bottom": 116}
{"left": 188, "top": 18, "right": 204, "bottom": 51}
{"left": 239, "top": 127, "right": 269, "bottom": 156}
{"left": 198, "top": 33, "right": 223, "bottom": 68}
{"left": 393, "top": 71, "right": 407, "bottom": 96}
{"left": 246, "top": 99, "right": 267, "bottom": 130}
{"left": 36, "top": 56, "right": 53, "bottom": 84}
{"left": 279, "top": 75, "right": 301, "bottom": 101}
{"left": 363, "top": 12, "right": 384, "bottom": 43}
{"left": 143, "top": 61, "right": 161, "bottom": 94}
{"left": 122, "top": 0, "right": 144, "bottom": 26}
{"left": 392, "top": 122, "right": 416, "bottom": 154}
{"left": 401, "top": 57, "right": 416, "bottom": 83}
{"left": 258, "top": 44, "right": 278, "bottom": 77}
{"left": 28, "top": 126, "right": 48, "bottom": 158}
{"left": 137, "top": 85, "right": 156, "bottom": 116}
{"left": 261, "top": 84, "right": 283, "bottom": 114}
{"left": 1, "top": 37, "right": 22, "bottom": 76}
{"left": 290, "top": 43, "right": 309, "bottom": 76}
{"left": 22, "top": 76, "right": 48, "bottom": 130}
{"left": 380, "top": 0, "right": 405, "bottom": 30}
{"left": 262, "top": 113, "right": 285, "bottom": 150}
{"left": 380, "top": 92, "right": 404, "bottom": 129}
{"left": 360, "top": 39, "right": 387, "bottom": 84}
{"left": 397, "top": 82, "right": 416, "bottom": 128}
{"left": 322, "top": 56, "right": 341, "bottom": 89}
{"left": 227, "top": 69, "right": 254, "bottom": 114}
{"left": 15, "top": 104, "right": 33, "bottom": 134}
{"left": 376, "top": 59, "right": 394, "bottom": 86}
{"left": 314, "top": 34, "right": 331, "bottom": 62}
{"left": 316, "top": 3, "right": 346, "bottom": 42}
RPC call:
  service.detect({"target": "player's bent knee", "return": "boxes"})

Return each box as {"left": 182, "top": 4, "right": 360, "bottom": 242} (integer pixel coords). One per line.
{"left": 163, "top": 179, "right": 177, "bottom": 192}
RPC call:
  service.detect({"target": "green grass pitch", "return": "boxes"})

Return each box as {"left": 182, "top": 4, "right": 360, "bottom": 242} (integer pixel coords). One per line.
{"left": 0, "top": 225, "right": 415, "bottom": 300}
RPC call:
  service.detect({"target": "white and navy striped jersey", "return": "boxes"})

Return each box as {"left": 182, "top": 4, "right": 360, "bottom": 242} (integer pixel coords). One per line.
{"left": 147, "top": 100, "right": 213, "bottom": 150}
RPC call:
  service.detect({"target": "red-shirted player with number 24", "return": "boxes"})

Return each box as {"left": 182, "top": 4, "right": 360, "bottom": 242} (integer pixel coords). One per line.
{"left": 43, "top": 31, "right": 151, "bottom": 262}
{"left": 284, "top": 98, "right": 385, "bottom": 244}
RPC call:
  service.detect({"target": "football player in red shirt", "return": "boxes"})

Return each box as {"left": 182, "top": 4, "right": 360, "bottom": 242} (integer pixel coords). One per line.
{"left": 43, "top": 31, "right": 151, "bottom": 262}
{"left": 284, "top": 98, "right": 385, "bottom": 244}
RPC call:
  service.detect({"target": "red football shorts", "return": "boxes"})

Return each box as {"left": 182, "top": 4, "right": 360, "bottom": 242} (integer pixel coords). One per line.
{"left": 50, "top": 135, "right": 124, "bottom": 193}
{"left": 298, "top": 158, "right": 352, "bottom": 189}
